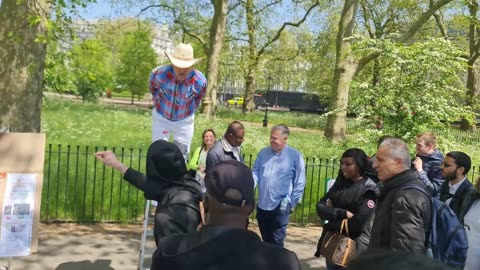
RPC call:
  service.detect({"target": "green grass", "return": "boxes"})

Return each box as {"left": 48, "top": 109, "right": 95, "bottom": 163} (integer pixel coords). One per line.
{"left": 40, "top": 97, "right": 480, "bottom": 224}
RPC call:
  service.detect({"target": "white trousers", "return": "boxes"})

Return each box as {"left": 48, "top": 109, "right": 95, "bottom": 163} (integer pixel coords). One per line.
{"left": 151, "top": 108, "right": 194, "bottom": 160}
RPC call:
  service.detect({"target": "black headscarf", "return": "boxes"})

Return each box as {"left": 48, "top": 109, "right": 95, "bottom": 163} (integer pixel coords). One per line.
{"left": 144, "top": 140, "right": 201, "bottom": 201}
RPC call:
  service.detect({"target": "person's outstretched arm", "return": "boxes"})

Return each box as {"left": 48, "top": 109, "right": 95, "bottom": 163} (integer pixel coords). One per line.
{"left": 95, "top": 151, "right": 146, "bottom": 191}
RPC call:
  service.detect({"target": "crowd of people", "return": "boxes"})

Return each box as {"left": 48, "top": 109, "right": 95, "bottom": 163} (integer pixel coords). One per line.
{"left": 93, "top": 43, "right": 479, "bottom": 269}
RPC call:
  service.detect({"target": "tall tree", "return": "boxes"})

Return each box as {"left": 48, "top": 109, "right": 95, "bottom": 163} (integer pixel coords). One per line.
{"left": 241, "top": 0, "right": 320, "bottom": 113}
{"left": 0, "top": 0, "right": 51, "bottom": 132}
{"left": 116, "top": 28, "right": 157, "bottom": 104}
{"left": 203, "top": 0, "right": 229, "bottom": 115}
{"left": 353, "top": 38, "right": 472, "bottom": 138}
{"left": 70, "top": 39, "right": 114, "bottom": 101}
{"left": 324, "top": 0, "right": 455, "bottom": 142}
{"left": 462, "top": 0, "right": 480, "bottom": 130}
{"left": 139, "top": 0, "right": 229, "bottom": 116}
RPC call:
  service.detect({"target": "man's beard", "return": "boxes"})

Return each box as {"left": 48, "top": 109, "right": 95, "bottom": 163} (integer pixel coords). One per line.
{"left": 444, "top": 172, "right": 456, "bottom": 182}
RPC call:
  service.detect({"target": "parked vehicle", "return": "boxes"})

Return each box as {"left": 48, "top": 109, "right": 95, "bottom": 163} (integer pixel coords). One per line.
{"left": 227, "top": 97, "right": 244, "bottom": 106}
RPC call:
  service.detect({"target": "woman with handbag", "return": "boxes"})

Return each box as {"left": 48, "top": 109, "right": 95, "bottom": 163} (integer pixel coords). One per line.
{"left": 188, "top": 128, "right": 216, "bottom": 192}
{"left": 314, "top": 148, "right": 377, "bottom": 269}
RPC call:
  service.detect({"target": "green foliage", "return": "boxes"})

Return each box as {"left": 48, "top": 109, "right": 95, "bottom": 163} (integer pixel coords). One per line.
{"left": 44, "top": 34, "right": 75, "bottom": 93}
{"left": 41, "top": 98, "right": 480, "bottom": 223}
{"left": 116, "top": 28, "right": 157, "bottom": 100}
{"left": 351, "top": 38, "right": 475, "bottom": 139}
{"left": 70, "top": 39, "right": 114, "bottom": 102}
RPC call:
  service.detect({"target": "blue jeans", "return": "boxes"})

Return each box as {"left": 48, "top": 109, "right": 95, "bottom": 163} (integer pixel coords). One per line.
{"left": 256, "top": 203, "right": 291, "bottom": 247}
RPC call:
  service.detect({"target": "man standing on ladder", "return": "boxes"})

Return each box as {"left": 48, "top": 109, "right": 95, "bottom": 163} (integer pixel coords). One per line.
{"left": 150, "top": 43, "right": 207, "bottom": 160}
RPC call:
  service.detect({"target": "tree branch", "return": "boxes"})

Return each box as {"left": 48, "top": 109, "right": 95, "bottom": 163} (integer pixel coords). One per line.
{"left": 228, "top": 1, "right": 242, "bottom": 14}
{"left": 469, "top": 39, "right": 480, "bottom": 64}
{"left": 257, "top": 0, "right": 319, "bottom": 60}
{"left": 360, "top": 1, "right": 374, "bottom": 38}
{"left": 137, "top": 4, "right": 175, "bottom": 17}
{"left": 174, "top": 19, "right": 208, "bottom": 54}
{"left": 397, "top": 0, "right": 453, "bottom": 43}
{"left": 254, "top": 0, "right": 282, "bottom": 15}
{"left": 270, "top": 48, "right": 300, "bottom": 62}
{"left": 356, "top": 0, "right": 454, "bottom": 74}
{"left": 430, "top": 0, "right": 448, "bottom": 39}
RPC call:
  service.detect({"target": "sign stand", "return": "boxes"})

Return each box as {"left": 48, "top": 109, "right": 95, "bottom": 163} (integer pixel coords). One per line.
{"left": 0, "top": 133, "right": 46, "bottom": 267}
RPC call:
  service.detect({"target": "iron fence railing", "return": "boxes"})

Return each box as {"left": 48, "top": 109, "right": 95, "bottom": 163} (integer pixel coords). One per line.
{"left": 41, "top": 144, "right": 480, "bottom": 225}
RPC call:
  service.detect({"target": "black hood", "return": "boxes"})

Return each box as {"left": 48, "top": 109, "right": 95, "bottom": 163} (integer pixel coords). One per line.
{"left": 144, "top": 140, "right": 200, "bottom": 200}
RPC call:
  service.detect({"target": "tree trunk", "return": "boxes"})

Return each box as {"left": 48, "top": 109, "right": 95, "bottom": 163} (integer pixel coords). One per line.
{"left": 243, "top": 67, "right": 257, "bottom": 112}
{"left": 241, "top": 0, "right": 318, "bottom": 113}
{"left": 202, "top": 0, "right": 228, "bottom": 116}
{"left": 0, "top": 0, "right": 50, "bottom": 132}
{"left": 324, "top": 0, "right": 359, "bottom": 142}
{"left": 325, "top": 0, "right": 455, "bottom": 141}
{"left": 462, "top": 0, "right": 479, "bottom": 131}
{"left": 242, "top": 0, "right": 257, "bottom": 113}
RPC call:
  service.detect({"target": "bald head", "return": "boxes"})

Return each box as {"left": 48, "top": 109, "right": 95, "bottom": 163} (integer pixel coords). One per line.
{"left": 224, "top": 121, "right": 245, "bottom": 147}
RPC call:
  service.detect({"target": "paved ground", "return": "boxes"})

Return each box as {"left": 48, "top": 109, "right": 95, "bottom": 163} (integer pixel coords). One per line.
{"left": 0, "top": 223, "right": 325, "bottom": 270}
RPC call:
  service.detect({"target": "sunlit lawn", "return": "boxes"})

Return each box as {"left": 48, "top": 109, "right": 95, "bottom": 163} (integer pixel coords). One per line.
{"left": 40, "top": 97, "right": 480, "bottom": 224}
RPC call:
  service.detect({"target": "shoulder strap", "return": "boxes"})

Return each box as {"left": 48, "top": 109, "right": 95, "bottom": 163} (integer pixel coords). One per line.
{"left": 195, "top": 146, "right": 203, "bottom": 166}
{"left": 400, "top": 184, "right": 430, "bottom": 198}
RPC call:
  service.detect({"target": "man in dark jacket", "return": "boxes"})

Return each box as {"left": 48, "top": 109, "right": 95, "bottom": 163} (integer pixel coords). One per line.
{"left": 95, "top": 141, "right": 202, "bottom": 245}
{"left": 150, "top": 160, "right": 301, "bottom": 270}
{"left": 413, "top": 132, "right": 444, "bottom": 195}
{"left": 369, "top": 138, "right": 432, "bottom": 253}
{"left": 439, "top": 151, "right": 475, "bottom": 218}
{"left": 205, "top": 121, "right": 245, "bottom": 171}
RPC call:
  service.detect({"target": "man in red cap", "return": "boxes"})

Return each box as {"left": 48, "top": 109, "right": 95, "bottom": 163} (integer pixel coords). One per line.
{"left": 149, "top": 43, "right": 207, "bottom": 160}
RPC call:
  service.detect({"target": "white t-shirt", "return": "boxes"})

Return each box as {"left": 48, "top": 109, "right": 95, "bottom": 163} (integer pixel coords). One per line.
{"left": 464, "top": 199, "right": 480, "bottom": 270}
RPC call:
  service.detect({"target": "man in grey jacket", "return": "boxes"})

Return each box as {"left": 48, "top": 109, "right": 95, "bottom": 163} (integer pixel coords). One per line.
{"left": 205, "top": 121, "right": 245, "bottom": 171}
{"left": 369, "top": 138, "right": 432, "bottom": 253}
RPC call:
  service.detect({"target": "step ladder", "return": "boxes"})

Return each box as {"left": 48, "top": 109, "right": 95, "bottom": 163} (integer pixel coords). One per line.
{"left": 137, "top": 200, "right": 156, "bottom": 270}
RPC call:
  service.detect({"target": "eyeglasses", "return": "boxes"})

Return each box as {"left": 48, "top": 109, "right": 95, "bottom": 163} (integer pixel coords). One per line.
{"left": 442, "top": 163, "right": 455, "bottom": 168}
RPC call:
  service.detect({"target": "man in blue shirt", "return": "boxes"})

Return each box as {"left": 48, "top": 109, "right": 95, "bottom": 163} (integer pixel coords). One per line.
{"left": 252, "top": 124, "right": 306, "bottom": 247}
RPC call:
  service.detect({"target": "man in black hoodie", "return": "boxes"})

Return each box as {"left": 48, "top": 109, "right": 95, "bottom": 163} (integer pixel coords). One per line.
{"left": 95, "top": 140, "right": 202, "bottom": 245}
{"left": 150, "top": 160, "right": 301, "bottom": 270}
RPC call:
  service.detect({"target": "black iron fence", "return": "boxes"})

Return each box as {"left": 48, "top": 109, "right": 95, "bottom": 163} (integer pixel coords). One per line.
{"left": 41, "top": 144, "right": 480, "bottom": 225}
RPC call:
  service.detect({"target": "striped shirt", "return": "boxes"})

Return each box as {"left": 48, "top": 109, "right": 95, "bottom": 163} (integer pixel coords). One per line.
{"left": 149, "top": 65, "right": 207, "bottom": 121}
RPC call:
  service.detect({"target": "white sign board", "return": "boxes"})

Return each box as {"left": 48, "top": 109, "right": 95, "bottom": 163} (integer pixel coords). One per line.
{"left": 0, "top": 173, "right": 38, "bottom": 257}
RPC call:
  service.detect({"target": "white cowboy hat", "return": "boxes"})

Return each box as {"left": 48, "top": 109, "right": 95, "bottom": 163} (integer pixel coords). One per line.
{"left": 165, "top": 43, "right": 203, "bottom": 68}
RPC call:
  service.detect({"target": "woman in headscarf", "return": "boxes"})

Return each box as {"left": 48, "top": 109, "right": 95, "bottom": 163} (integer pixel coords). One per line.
{"left": 95, "top": 140, "right": 202, "bottom": 245}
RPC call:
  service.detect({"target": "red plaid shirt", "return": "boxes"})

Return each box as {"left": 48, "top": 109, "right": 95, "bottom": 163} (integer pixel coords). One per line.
{"left": 149, "top": 65, "right": 207, "bottom": 121}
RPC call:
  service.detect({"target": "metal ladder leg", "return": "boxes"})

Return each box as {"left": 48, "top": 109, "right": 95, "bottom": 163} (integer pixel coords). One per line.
{"left": 137, "top": 200, "right": 151, "bottom": 270}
